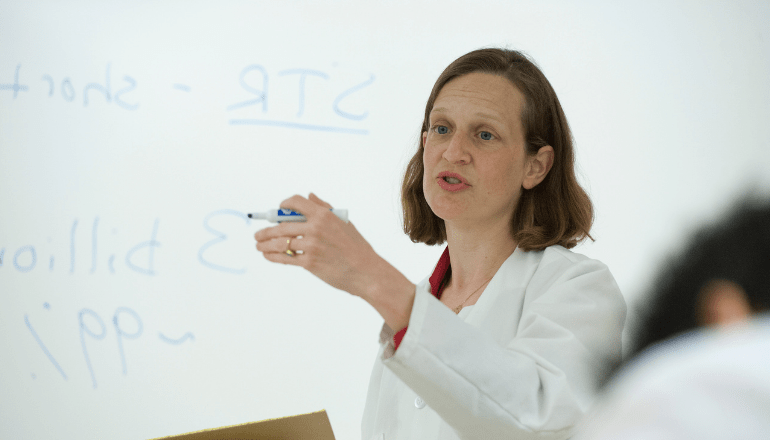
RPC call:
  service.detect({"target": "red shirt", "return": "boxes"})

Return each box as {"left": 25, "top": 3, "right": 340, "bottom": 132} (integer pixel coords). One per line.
{"left": 392, "top": 246, "right": 451, "bottom": 350}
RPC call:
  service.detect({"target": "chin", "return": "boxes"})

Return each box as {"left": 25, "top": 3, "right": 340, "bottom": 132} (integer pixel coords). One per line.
{"left": 426, "top": 195, "right": 469, "bottom": 221}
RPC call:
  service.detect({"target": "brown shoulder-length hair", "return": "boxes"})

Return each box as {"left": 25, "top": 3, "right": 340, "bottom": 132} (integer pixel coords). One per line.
{"left": 401, "top": 48, "right": 593, "bottom": 251}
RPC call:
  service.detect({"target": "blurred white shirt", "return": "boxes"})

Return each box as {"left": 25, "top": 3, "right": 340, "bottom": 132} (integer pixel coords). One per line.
{"left": 574, "top": 315, "right": 770, "bottom": 440}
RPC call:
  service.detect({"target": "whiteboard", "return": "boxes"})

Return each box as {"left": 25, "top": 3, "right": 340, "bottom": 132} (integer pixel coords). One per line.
{"left": 2, "top": 1, "right": 769, "bottom": 439}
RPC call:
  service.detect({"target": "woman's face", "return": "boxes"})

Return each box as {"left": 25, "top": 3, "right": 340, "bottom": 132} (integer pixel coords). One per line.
{"left": 422, "top": 72, "right": 533, "bottom": 231}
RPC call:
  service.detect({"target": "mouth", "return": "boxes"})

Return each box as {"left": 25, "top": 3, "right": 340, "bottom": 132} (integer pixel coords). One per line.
{"left": 436, "top": 172, "right": 471, "bottom": 192}
{"left": 437, "top": 172, "right": 470, "bottom": 186}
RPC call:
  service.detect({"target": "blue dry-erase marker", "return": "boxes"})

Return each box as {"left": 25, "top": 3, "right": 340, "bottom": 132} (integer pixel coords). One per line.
{"left": 247, "top": 208, "right": 348, "bottom": 223}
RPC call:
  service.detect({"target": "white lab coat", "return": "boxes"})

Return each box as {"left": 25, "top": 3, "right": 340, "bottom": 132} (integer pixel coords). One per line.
{"left": 362, "top": 245, "right": 626, "bottom": 440}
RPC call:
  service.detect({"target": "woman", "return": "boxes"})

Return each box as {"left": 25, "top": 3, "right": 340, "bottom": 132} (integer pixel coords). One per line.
{"left": 254, "top": 48, "right": 626, "bottom": 440}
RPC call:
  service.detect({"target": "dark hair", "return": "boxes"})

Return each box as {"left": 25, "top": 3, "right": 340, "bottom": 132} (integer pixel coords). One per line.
{"left": 401, "top": 48, "right": 593, "bottom": 251}
{"left": 632, "top": 196, "right": 770, "bottom": 355}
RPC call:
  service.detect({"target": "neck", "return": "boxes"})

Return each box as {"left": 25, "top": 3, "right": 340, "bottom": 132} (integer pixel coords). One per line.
{"left": 444, "top": 218, "right": 517, "bottom": 291}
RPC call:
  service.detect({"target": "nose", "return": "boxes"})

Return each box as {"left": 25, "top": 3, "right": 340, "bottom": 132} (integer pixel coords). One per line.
{"left": 442, "top": 131, "right": 471, "bottom": 164}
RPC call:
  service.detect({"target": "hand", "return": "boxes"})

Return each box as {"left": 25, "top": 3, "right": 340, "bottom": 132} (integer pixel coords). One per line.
{"left": 254, "top": 193, "right": 378, "bottom": 298}
{"left": 254, "top": 193, "right": 417, "bottom": 331}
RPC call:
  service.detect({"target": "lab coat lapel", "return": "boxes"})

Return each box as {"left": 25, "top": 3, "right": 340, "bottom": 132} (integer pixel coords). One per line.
{"left": 462, "top": 247, "right": 542, "bottom": 346}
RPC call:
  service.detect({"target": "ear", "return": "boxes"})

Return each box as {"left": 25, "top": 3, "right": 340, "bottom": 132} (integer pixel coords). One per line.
{"left": 422, "top": 131, "right": 428, "bottom": 147}
{"left": 522, "top": 145, "right": 554, "bottom": 190}
{"left": 697, "top": 279, "right": 752, "bottom": 327}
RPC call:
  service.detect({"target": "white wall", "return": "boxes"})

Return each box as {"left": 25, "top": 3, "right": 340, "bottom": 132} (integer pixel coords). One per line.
{"left": 1, "top": 1, "right": 768, "bottom": 438}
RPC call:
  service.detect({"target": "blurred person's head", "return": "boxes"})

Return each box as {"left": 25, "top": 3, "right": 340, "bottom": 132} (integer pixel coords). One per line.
{"left": 632, "top": 196, "right": 770, "bottom": 355}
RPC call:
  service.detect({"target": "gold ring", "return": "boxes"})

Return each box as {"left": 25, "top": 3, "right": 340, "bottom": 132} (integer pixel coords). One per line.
{"left": 285, "top": 238, "right": 295, "bottom": 257}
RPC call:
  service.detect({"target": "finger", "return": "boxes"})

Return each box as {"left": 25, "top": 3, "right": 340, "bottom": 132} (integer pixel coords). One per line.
{"left": 308, "top": 192, "right": 334, "bottom": 209}
{"left": 257, "top": 235, "right": 305, "bottom": 254}
{"left": 261, "top": 247, "right": 305, "bottom": 266}
{"left": 256, "top": 236, "right": 283, "bottom": 253}
{"left": 254, "top": 222, "right": 306, "bottom": 242}
{"left": 278, "top": 194, "right": 327, "bottom": 220}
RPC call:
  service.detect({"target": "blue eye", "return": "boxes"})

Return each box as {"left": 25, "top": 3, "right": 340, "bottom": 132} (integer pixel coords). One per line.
{"left": 480, "top": 131, "right": 493, "bottom": 140}
{"left": 435, "top": 125, "right": 449, "bottom": 134}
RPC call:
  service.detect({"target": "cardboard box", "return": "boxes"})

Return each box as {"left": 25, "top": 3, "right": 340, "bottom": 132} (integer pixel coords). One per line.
{"left": 149, "top": 410, "right": 336, "bottom": 440}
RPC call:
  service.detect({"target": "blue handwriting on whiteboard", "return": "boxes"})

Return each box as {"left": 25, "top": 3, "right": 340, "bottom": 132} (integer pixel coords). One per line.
{"left": 2, "top": 63, "right": 373, "bottom": 134}
{"left": 25, "top": 303, "right": 193, "bottom": 389}
{"left": 227, "top": 64, "right": 373, "bottom": 135}
{"left": 31, "top": 63, "right": 138, "bottom": 109}
{"left": 0, "top": 65, "right": 29, "bottom": 98}
{"left": 0, "top": 217, "right": 160, "bottom": 276}
{"left": 198, "top": 209, "right": 250, "bottom": 274}
{"left": 1, "top": 211, "right": 258, "bottom": 275}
